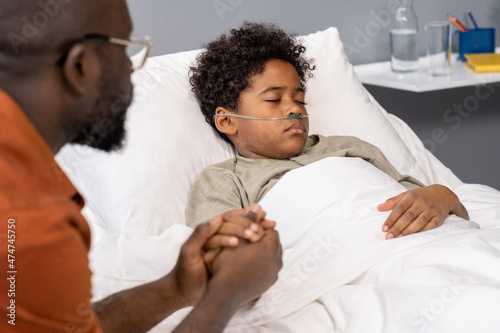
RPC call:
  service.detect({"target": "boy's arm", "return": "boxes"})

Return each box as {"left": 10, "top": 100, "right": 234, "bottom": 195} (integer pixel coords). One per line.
{"left": 378, "top": 184, "right": 469, "bottom": 239}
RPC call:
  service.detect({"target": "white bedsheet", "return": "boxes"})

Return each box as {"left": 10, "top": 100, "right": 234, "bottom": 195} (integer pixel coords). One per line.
{"left": 224, "top": 157, "right": 500, "bottom": 332}
{"left": 90, "top": 157, "right": 500, "bottom": 332}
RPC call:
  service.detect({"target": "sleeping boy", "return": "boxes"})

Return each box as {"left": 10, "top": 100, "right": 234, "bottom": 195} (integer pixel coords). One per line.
{"left": 187, "top": 22, "right": 469, "bottom": 240}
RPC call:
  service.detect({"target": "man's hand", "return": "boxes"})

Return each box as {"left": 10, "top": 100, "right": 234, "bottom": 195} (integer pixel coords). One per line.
{"left": 173, "top": 227, "right": 282, "bottom": 333}
{"left": 168, "top": 216, "right": 224, "bottom": 307}
{"left": 169, "top": 204, "right": 277, "bottom": 306}
{"left": 94, "top": 206, "right": 281, "bottom": 333}
{"left": 94, "top": 216, "right": 227, "bottom": 333}
{"left": 208, "top": 228, "right": 283, "bottom": 307}
{"left": 378, "top": 184, "right": 470, "bottom": 239}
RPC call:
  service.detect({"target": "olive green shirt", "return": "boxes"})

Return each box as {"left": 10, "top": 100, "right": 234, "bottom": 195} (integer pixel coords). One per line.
{"left": 186, "top": 134, "right": 423, "bottom": 228}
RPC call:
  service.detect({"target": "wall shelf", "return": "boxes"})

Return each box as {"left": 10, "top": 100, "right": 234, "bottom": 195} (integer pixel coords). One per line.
{"left": 353, "top": 47, "right": 500, "bottom": 92}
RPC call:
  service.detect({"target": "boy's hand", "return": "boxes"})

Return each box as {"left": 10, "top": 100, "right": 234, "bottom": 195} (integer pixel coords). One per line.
{"left": 378, "top": 184, "right": 469, "bottom": 239}
{"left": 202, "top": 204, "right": 276, "bottom": 270}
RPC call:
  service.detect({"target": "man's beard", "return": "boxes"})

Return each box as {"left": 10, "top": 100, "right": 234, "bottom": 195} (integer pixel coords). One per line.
{"left": 71, "top": 78, "right": 133, "bottom": 152}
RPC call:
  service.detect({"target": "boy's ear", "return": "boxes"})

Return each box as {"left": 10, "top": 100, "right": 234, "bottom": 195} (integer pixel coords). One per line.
{"left": 214, "top": 106, "right": 238, "bottom": 136}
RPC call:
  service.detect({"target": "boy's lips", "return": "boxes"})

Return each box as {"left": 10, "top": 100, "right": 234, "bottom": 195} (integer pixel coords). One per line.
{"left": 285, "top": 121, "right": 306, "bottom": 134}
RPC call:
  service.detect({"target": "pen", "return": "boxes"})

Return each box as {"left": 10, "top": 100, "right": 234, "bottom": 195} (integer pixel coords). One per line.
{"left": 448, "top": 14, "right": 469, "bottom": 32}
{"left": 466, "top": 9, "right": 479, "bottom": 29}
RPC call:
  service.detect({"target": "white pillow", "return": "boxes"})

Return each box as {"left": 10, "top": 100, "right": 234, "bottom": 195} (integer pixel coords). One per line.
{"left": 56, "top": 27, "right": 446, "bottom": 233}
{"left": 57, "top": 52, "right": 235, "bottom": 235}
{"left": 302, "top": 28, "right": 431, "bottom": 184}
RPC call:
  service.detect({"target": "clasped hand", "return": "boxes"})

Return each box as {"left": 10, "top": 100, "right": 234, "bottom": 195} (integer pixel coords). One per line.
{"left": 171, "top": 204, "right": 282, "bottom": 309}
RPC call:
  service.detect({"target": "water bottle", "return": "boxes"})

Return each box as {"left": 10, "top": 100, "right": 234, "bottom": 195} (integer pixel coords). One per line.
{"left": 390, "top": 0, "right": 419, "bottom": 72}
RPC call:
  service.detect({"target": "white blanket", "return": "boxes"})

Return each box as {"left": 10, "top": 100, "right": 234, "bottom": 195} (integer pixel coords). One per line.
{"left": 90, "top": 157, "right": 500, "bottom": 332}
{"left": 222, "top": 157, "right": 500, "bottom": 332}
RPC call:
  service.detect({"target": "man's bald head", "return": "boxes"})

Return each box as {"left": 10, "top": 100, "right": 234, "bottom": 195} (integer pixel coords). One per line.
{"left": 0, "top": 0, "right": 131, "bottom": 75}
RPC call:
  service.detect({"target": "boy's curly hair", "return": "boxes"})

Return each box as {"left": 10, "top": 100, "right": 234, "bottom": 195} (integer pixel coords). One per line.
{"left": 189, "top": 22, "right": 315, "bottom": 143}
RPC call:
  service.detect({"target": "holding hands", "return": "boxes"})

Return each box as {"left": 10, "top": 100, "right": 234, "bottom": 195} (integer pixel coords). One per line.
{"left": 378, "top": 184, "right": 469, "bottom": 240}
{"left": 171, "top": 204, "right": 281, "bottom": 307}
{"left": 171, "top": 204, "right": 281, "bottom": 332}
{"left": 202, "top": 204, "right": 276, "bottom": 270}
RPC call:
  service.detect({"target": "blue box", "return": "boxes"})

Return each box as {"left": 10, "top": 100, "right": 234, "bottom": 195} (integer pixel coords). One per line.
{"left": 458, "top": 28, "right": 495, "bottom": 61}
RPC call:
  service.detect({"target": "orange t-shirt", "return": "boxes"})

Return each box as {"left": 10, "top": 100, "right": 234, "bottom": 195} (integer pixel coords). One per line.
{"left": 0, "top": 90, "right": 101, "bottom": 332}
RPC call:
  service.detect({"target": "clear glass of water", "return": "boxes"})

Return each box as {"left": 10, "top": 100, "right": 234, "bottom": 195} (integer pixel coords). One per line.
{"left": 425, "top": 21, "right": 451, "bottom": 76}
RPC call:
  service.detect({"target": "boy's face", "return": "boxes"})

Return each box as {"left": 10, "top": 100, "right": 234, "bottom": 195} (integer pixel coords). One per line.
{"left": 224, "top": 59, "right": 309, "bottom": 159}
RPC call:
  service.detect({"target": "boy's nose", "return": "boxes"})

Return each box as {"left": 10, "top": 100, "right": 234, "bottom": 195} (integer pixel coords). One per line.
{"left": 286, "top": 107, "right": 304, "bottom": 118}
{"left": 285, "top": 103, "right": 303, "bottom": 116}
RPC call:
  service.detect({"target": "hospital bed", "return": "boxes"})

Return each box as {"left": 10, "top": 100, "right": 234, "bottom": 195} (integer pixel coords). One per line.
{"left": 56, "top": 27, "right": 500, "bottom": 332}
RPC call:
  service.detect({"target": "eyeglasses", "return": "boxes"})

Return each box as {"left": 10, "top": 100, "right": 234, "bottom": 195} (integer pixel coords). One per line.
{"left": 58, "top": 33, "right": 153, "bottom": 70}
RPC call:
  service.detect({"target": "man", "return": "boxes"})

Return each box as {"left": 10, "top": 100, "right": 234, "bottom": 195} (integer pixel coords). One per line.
{"left": 0, "top": 1, "right": 282, "bottom": 332}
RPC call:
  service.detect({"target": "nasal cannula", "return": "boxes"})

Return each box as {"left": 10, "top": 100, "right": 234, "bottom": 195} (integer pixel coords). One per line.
{"left": 213, "top": 113, "right": 309, "bottom": 120}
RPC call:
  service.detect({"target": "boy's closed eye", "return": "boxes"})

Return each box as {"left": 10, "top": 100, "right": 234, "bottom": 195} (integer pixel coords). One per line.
{"left": 264, "top": 99, "right": 307, "bottom": 105}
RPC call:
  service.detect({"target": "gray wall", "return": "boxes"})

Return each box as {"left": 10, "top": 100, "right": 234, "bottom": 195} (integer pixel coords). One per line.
{"left": 126, "top": 0, "right": 500, "bottom": 190}
{"left": 365, "top": 83, "right": 500, "bottom": 190}
{"left": 126, "top": 0, "right": 500, "bottom": 65}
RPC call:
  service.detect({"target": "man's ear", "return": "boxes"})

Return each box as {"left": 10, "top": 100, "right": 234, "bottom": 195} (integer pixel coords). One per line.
{"left": 214, "top": 106, "right": 238, "bottom": 136}
{"left": 62, "top": 44, "right": 101, "bottom": 96}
